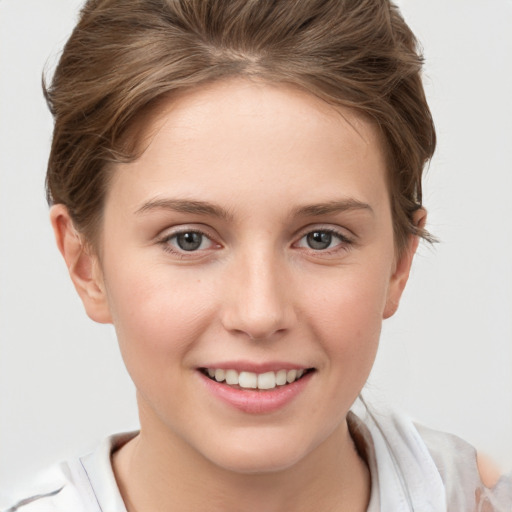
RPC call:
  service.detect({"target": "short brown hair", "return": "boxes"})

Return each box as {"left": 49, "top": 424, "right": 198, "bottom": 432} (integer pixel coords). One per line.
{"left": 44, "top": 0, "right": 436, "bottom": 253}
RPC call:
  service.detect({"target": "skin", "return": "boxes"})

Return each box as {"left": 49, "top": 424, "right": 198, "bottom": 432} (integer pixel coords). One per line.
{"left": 51, "top": 79, "right": 423, "bottom": 511}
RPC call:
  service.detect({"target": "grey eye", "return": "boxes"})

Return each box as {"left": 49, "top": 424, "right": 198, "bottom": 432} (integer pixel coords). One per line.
{"left": 306, "top": 231, "right": 333, "bottom": 250}
{"left": 176, "top": 232, "right": 204, "bottom": 251}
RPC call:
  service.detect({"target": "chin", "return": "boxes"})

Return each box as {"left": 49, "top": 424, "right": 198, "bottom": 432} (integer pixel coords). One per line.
{"left": 199, "top": 428, "right": 319, "bottom": 475}
{"left": 212, "top": 449, "right": 305, "bottom": 475}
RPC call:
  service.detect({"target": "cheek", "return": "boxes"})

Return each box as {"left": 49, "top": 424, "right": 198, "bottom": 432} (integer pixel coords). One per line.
{"left": 302, "top": 262, "right": 390, "bottom": 373}
{"left": 305, "top": 259, "right": 390, "bottom": 323}
{"left": 103, "top": 262, "right": 217, "bottom": 367}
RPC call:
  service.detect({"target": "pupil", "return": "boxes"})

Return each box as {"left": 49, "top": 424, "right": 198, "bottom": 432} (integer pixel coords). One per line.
{"left": 177, "top": 232, "right": 202, "bottom": 251}
{"left": 307, "top": 231, "right": 332, "bottom": 250}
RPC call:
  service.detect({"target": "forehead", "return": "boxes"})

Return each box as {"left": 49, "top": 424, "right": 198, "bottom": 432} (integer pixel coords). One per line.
{"left": 107, "top": 79, "right": 389, "bottom": 215}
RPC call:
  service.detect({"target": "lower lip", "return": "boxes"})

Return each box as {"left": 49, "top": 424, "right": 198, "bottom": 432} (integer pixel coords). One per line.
{"left": 199, "top": 371, "right": 314, "bottom": 414}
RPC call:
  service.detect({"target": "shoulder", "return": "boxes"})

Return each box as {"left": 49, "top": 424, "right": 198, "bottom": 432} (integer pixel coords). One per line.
{"left": 415, "top": 422, "right": 512, "bottom": 510}
{"left": 1, "top": 460, "right": 95, "bottom": 512}
{"left": 0, "top": 432, "right": 137, "bottom": 512}
{"left": 413, "top": 421, "right": 481, "bottom": 496}
{"left": 1, "top": 432, "right": 135, "bottom": 512}
{"left": 355, "top": 403, "right": 489, "bottom": 484}
{"left": 350, "top": 402, "right": 512, "bottom": 511}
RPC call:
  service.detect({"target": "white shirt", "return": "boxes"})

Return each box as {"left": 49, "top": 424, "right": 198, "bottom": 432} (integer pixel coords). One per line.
{"left": 3, "top": 406, "right": 511, "bottom": 512}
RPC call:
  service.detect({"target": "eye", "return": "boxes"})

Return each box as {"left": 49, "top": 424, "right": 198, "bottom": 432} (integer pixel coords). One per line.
{"left": 306, "top": 231, "right": 334, "bottom": 250}
{"left": 175, "top": 231, "right": 206, "bottom": 251}
{"left": 296, "top": 229, "right": 351, "bottom": 251}
{"left": 161, "top": 229, "right": 217, "bottom": 253}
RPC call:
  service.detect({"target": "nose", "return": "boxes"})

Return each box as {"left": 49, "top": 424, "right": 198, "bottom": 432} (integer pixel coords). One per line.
{"left": 220, "top": 250, "right": 296, "bottom": 341}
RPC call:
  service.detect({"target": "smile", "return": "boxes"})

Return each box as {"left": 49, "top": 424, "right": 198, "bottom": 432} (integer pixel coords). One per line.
{"left": 199, "top": 365, "right": 316, "bottom": 414}
{"left": 201, "top": 368, "right": 312, "bottom": 390}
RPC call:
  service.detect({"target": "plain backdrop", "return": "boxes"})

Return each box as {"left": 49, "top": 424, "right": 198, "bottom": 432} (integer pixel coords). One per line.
{"left": 1, "top": 0, "right": 511, "bottom": 492}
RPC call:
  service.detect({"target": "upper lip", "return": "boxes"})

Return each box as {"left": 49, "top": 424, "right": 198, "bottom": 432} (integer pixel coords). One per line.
{"left": 197, "top": 361, "right": 313, "bottom": 373}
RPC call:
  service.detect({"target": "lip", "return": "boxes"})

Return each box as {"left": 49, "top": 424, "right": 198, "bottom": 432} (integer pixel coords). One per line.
{"left": 198, "top": 367, "right": 314, "bottom": 414}
{"left": 198, "top": 360, "right": 310, "bottom": 373}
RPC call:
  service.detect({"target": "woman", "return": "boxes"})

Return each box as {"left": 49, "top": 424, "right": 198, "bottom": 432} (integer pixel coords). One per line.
{"left": 2, "top": 1, "right": 511, "bottom": 510}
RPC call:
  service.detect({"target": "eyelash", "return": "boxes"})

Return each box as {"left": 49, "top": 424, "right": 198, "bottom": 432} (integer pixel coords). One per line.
{"left": 294, "top": 228, "right": 354, "bottom": 255}
{"left": 158, "top": 228, "right": 217, "bottom": 257}
{"left": 157, "top": 227, "right": 354, "bottom": 257}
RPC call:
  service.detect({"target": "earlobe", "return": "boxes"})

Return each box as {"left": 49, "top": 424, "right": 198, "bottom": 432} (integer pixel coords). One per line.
{"left": 50, "top": 205, "right": 112, "bottom": 324}
{"left": 383, "top": 209, "right": 426, "bottom": 319}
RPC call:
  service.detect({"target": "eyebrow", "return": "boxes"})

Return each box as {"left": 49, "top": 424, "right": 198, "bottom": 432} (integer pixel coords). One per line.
{"left": 135, "top": 197, "right": 372, "bottom": 220}
{"left": 135, "top": 198, "right": 233, "bottom": 220}
{"left": 292, "top": 199, "right": 374, "bottom": 217}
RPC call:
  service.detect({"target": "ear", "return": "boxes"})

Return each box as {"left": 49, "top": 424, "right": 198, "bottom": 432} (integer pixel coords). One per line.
{"left": 50, "top": 204, "right": 112, "bottom": 324}
{"left": 382, "top": 209, "right": 426, "bottom": 319}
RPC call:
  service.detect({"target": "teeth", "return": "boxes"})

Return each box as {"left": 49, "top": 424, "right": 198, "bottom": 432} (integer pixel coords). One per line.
{"left": 225, "top": 369, "right": 239, "bottom": 385}
{"left": 258, "top": 371, "right": 276, "bottom": 390}
{"left": 239, "top": 371, "right": 258, "bottom": 388}
{"left": 205, "top": 367, "right": 308, "bottom": 389}
{"left": 276, "top": 369, "right": 287, "bottom": 386}
{"left": 286, "top": 369, "right": 297, "bottom": 383}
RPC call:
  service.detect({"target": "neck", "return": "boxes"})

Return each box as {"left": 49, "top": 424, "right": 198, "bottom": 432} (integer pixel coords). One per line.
{"left": 113, "top": 415, "right": 370, "bottom": 512}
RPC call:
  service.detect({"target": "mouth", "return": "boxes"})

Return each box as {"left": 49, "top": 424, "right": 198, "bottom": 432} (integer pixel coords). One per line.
{"left": 199, "top": 367, "right": 315, "bottom": 390}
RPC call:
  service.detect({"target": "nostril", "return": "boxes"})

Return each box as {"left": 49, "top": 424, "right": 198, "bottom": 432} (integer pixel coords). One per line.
{"left": 244, "top": 326, "right": 288, "bottom": 341}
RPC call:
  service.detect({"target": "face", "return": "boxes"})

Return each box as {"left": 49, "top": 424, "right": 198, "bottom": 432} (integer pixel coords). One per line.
{"left": 61, "top": 79, "right": 416, "bottom": 474}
